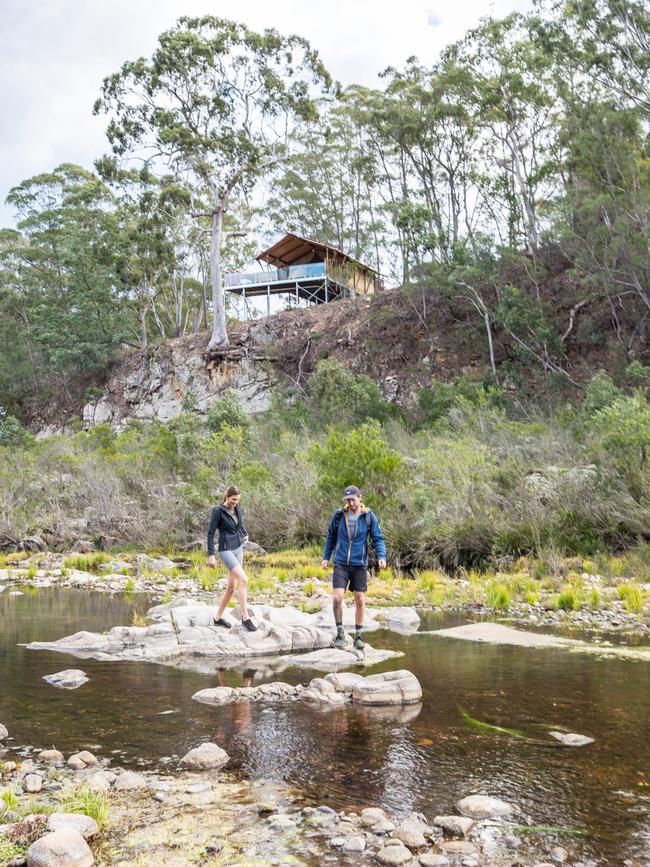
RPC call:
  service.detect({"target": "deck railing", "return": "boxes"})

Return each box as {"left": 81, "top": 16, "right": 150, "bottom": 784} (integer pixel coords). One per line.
{"left": 225, "top": 262, "right": 326, "bottom": 288}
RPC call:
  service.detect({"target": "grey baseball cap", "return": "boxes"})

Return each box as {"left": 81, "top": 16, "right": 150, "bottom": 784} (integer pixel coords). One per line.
{"left": 343, "top": 485, "right": 361, "bottom": 499}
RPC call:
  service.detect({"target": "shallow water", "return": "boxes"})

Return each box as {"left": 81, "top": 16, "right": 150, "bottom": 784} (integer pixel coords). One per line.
{"left": 1, "top": 589, "right": 650, "bottom": 863}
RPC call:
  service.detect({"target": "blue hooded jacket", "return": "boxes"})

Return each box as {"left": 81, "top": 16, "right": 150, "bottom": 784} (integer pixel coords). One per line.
{"left": 323, "top": 505, "right": 387, "bottom": 567}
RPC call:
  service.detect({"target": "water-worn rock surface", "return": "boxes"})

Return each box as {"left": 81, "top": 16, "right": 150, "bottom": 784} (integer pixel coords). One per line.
{"left": 193, "top": 669, "right": 422, "bottom": 709}
{"left": 26, "top": 600, "right": 413, "bottom": 673}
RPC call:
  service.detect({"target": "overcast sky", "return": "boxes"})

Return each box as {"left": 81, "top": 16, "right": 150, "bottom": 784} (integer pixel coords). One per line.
{"left": 0, "top": 0, "right": 532, "bottom": 226}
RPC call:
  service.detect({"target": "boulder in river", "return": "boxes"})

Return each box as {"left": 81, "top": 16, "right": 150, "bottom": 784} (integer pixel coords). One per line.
{"left": 456, "top": 794, "right": 514, "bottom": 819}
{"left": 0, "top": 722, "right": 8, "bottom": 740}
{"left": 193, "top": 669, "right": 422, "bottom": 709}
{"left": 43, "top": 669, "right": 89, "bottom": 689}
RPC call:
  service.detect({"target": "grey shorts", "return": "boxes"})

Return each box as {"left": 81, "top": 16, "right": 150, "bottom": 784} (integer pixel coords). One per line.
{"left": 219, "top": 545, "right": 244, "bottom": 571}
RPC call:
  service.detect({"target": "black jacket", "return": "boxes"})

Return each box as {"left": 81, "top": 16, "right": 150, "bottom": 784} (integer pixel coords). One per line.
{"left": 207, "top": 503, "right": 248, "bottom": 555}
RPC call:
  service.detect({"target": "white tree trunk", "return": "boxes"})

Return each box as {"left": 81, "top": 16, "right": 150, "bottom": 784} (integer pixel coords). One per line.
{"left": 207, "top": 207, "right": 229, "bottom": 349}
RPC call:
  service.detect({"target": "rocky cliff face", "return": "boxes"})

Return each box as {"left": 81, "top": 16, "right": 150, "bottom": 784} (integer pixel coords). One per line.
{"left": 46, "top": 291, "right": 485, "bottom": 433}
{"left": 82, "top": 331, "right": 275, "bottom": 430}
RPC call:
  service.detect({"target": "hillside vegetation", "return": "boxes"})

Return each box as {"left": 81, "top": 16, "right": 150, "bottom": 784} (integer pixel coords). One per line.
{"left": 1, "top": 1, "right": 649, "bottom": 565}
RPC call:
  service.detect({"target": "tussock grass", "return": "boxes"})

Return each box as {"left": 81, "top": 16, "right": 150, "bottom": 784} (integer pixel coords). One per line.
{"left": 62, "top": 552, "right": 111, "bottom": 573}
{"left": 618, "top": 582, "right": 645, "bottom": 613}
{"left": 60, "top": 785, "right": 110, "bottom": 830}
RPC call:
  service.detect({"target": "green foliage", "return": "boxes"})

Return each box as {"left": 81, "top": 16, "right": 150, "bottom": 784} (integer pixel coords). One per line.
{"left": 307, "top": 420, "right": 407, "bottom": 506}
{"left": 0, "top": 836, "right": 25, "bottom": 862}
{"left": 581, "top": 372, "right": 623, "bottom": 420}
{"left": 206, "top": 391, "right": 250, "bottom": 433}
{"left": 60, "top": 785, "right": 110, "bottom": 830}
{"left": 617, "top": 582, "right": 644, "bottom": 613}
{"left": 485, "top": 582, "right": 511, "bottom": 610}
{"left": 589, "top": 393, "right": 650, "bottom": 498}
{"left": 307, "top": 359, "right": 393, "bottom": 426}
{"left": 558, "top": 586, "right": 580, "bottom": 611}
{"left": 0, "top": 410, "right": 32, "bottom": 448}
{"left": 417, "top": 377, "right": 502, "bottom": 427}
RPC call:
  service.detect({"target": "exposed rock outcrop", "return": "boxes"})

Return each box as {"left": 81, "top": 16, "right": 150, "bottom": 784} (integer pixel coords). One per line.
{"left": 27, "top": 600, "right": 415, "bottom": 674}
{"left": 193, "top": 669, "right": 422, "bottom": 709}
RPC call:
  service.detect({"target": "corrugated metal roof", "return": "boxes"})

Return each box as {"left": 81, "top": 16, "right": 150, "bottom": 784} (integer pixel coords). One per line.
{"left": 256, "top": 232, "right": 378, "bottom": 274}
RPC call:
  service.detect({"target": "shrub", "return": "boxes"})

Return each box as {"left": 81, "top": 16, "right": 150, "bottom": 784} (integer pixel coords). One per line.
{"left": 206, "top": 391, "right": 250, "bottom": 433}
{"left": 307, "top": 420, "right": 407, "bottom": 507}
{"left": 581, "top": 371, "right": 623, "bottom": 420}
{"left": 307, "top": 359, "right": 392, "bottom": 426}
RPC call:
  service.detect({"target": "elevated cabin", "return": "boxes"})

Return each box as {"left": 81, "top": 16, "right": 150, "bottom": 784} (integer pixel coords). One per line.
{"left": 225, "top": 233, "right": 380, "bottom": 318}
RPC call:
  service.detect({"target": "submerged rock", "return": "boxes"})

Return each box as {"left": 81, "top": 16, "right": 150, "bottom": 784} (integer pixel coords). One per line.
{"left": 549, "top": 731, "right": 595, "bottom": 747}
{"left": 456, "top": 794, "right": 513, "bottom": 819}
{"left": 43, "top": 669, "right": 89, "bottom": 689}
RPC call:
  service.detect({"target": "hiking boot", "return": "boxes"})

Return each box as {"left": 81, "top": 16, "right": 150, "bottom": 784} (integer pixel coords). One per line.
{"left": 333, "top": 627, "right": 347, "bottom": 648}
{"left": 242, "top": 618, "right": 258, "bottom": 632}
{"left": 213, "top": 617, "right": 231, "bottom": 629}
{"left": 353, "top": 633, "right": 365, "bottom": 650}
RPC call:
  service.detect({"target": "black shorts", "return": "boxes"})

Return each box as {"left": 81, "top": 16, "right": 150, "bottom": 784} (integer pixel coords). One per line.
{"left": 332, "top": 564, "right": 368, "bottom": 592}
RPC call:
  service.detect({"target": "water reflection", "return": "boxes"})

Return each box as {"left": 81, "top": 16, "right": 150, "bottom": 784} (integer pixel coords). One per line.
{"left": 1, "top": 590, "right": 649, "bottom": 863}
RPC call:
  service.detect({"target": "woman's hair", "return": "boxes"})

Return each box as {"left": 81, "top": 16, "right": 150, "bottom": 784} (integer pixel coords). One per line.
{"left": 223, "top": 485, "right": 241, "bottom": 502}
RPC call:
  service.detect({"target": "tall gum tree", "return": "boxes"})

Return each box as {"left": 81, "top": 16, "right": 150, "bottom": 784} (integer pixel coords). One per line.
{"left": 94, "top": 16, "right": 332, "bottom": 350}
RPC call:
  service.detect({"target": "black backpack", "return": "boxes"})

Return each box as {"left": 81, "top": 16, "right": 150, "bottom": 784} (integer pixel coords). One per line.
{"left": 333, "top": 509, "right": 380, "bottom": 573}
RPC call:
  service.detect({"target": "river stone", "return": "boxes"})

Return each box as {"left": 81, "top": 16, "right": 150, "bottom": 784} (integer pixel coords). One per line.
{"left": 113, "top": 771, "right": 147, "bottom": 791}
{"left": 185, "top": 781, "right": 212, "bottom": 794}
{"left": 38, "top": 750, "right": 64, "bottom": 764}
{"left": 438, "top": 839, "right": 481, "bottom": 857}
{"left": 394, "top": 811, "right": 431, "bottom": 849}
{"left": 350, "top": 670, "right": 422, "bottom": 706}
{"left": 67, "top": 751, "right": 98, "bottom": 769}
{"left": 83, "top": 771, "right": 111, "bottom": 792}
{"left": 48, "top": 813, "right": 99, "bottom": 840}
{"left": 372, "top": 817, "right": 396, "bottom": 833}
{"left": 24, "top": 774, "right": 43, "bottom": 793}
{"left": 0, "top": 723, "right": 7, "bottom": 739}
{"left": 360, "top": 807, "right": 389, "bottom": 827}
{"left": 27, "top": 828, "right": 94, "bottom": 866}
{"left": 342, "top": 835, "right": 366, "bottom": 852}
{"left": 376, "top": 841, "right": 414, "bottom": 864}
{"left": 549, "top": 731, "right": 594, "bottom": 747}
{"left": 456, "top": 794, "right": 513, "bottom": 819}
{"left": 43, "top": 670, "right": 89, "bottom": 690}
{"left": 178, "top": 742, "right": 229, "bottom": 771}
{"left": 267, "top": 813, "right": 296, "bottom": 830}
{"left": 419, "top": 855, "right": 450, "bottom": 866}
{"left": 551, "top": 846, "right": 569, "bottom": 862}
{"left": 434, "top": 815, "right": 475, "bottom": 837}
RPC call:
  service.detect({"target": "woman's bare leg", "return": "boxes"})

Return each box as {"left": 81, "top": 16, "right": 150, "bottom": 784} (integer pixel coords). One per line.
{"left": 214, "top": 575, "right": 236, "bottom": 621}
{"left": 230, "top": 565, "right": 250, "bottom": 620}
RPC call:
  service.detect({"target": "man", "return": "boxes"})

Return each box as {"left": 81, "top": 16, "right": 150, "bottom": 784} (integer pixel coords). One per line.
{"left": 321, "top": 485, "right": 387, "bottom": 650}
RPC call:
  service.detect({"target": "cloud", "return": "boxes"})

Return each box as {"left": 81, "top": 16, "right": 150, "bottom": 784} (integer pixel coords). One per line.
{"left": 0, "top": 0, "right": 533, "bottom": 226}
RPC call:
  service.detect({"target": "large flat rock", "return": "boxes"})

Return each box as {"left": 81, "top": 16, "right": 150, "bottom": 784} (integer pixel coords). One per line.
{"left": 428, "top": 621, "right": 650, "bottom": 661}
{"left": 27, "top": 601, "right": 418, "bottom": 673}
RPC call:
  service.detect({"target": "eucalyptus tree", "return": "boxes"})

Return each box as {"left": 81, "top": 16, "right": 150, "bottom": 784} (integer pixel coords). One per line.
{"left": 266, "top": 96, "right": 385, "bottom": 270}
{"left": 443, "top": 14, "right": 559, "bottom": 255}
{"left": 1, "top": 164, "right": 132, "bottom": 402}
{"left": 94, "top": 16, "right": 332, "bottom": 350}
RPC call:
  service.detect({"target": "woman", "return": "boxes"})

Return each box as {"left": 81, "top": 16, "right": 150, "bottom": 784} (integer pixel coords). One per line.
{"left": 207, "top": 485, "right": 257, "bottom": 631}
